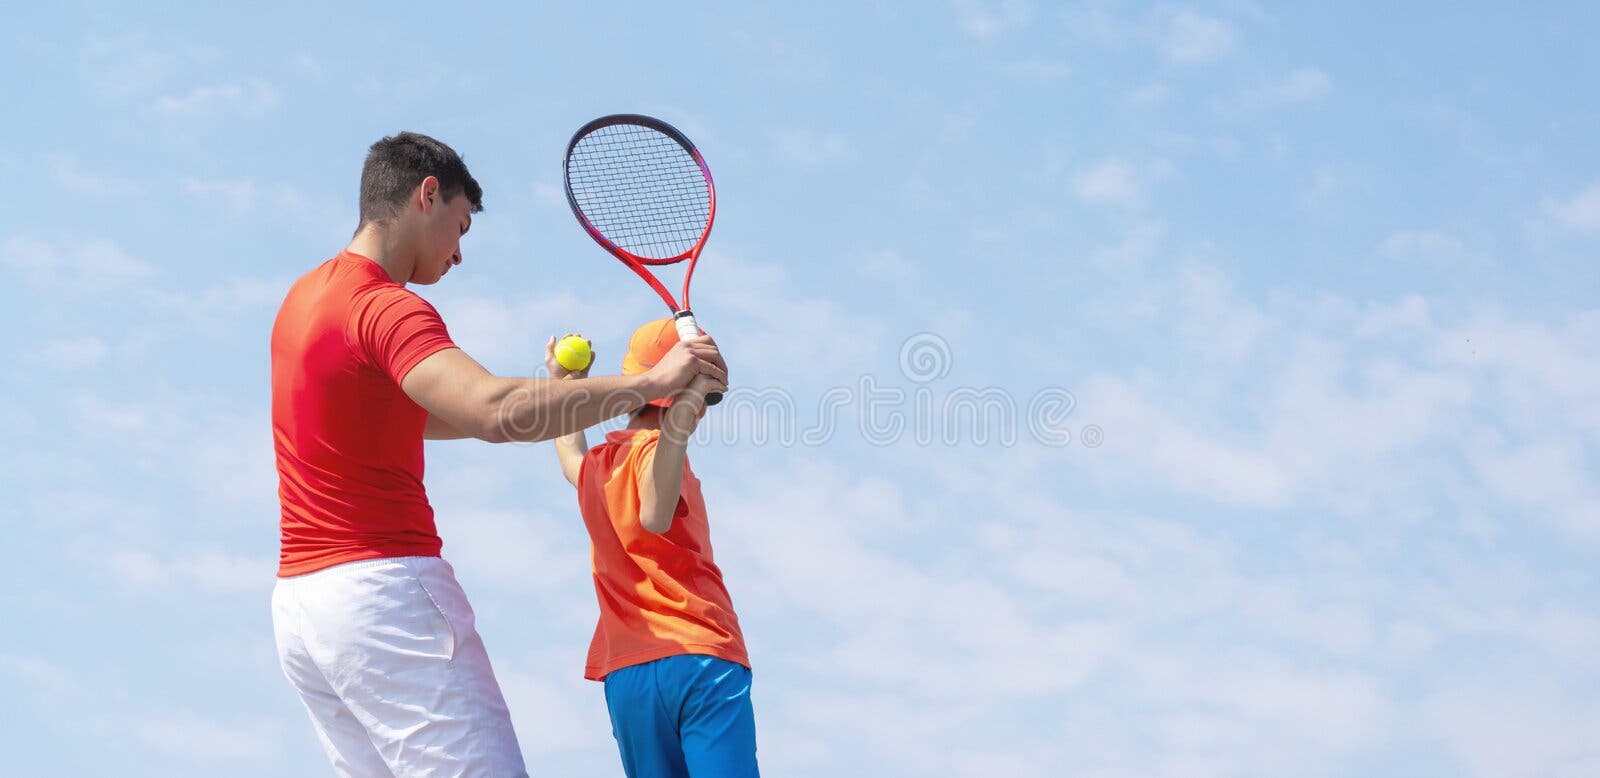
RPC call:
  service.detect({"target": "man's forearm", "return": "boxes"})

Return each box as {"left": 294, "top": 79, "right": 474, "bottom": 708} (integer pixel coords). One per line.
{"left": 489, "top": 373, "right": 661, "bottom": 443}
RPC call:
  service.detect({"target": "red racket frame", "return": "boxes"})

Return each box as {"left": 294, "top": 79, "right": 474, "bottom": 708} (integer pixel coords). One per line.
{"left": 564, "top": 113, "right": 716, "bottom": 315}
{"left": 563, "top": 113, "right": 722, "bottom": 403}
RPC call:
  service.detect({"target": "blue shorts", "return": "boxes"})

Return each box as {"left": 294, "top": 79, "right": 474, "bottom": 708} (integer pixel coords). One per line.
{"left": 603, "top": 654, "right": 760, "bottom": 778}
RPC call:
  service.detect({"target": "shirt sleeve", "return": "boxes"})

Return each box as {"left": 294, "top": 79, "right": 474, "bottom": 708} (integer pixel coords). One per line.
{"left": 623, "top": 431, "right": 690, "bottom": 506}
{"left": 628, "top": 432, "right": 661, "bottom": 481}
{"left": 350, "top": 287, "right": 458, "bottom": 384}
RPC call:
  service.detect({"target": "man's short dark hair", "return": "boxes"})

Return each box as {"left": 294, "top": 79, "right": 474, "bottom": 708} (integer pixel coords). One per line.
{"left": 357, "top": 131, "right": 483, "bottom": 229}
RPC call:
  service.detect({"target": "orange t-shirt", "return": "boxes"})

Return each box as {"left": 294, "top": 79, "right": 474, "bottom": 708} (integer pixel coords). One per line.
{"left": 578, "top": 429, "right": 749, "bottom": 680}
{"left": 271, "top": 251, "right": 457, "bottom": 577}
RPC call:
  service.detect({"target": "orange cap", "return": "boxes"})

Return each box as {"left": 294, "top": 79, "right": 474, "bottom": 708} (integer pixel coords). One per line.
{"left": 622, "top": 317, "right": 680, "bottom": 407}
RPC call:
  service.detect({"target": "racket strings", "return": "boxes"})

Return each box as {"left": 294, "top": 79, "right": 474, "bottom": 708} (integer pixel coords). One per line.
{"left": 566, "top": 124, "right": 711, "bottom": 260}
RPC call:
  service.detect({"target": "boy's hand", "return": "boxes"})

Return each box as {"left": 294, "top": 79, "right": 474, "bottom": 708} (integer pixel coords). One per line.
{"left": 544, "top": 334, "right": 593, "bottom": 380}
{"left": 685, "top": 372, "right": 721, "bottom": 403}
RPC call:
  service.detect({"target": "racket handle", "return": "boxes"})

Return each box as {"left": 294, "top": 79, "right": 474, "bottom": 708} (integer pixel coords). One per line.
{"left": 674, "top": 311, "right": 723, "bottom": 406}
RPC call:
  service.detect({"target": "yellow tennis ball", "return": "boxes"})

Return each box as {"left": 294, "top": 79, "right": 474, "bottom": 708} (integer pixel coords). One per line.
{"left": 554, "top": 335, "right": 593, "bottom": 372}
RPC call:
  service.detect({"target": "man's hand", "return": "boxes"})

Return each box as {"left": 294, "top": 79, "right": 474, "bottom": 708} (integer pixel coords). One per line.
{"left": 644, "top": 334, "right": 728, "bottom": 398}
{"left": 545, "top": 333, "right": 595, "bottom": 488}
{"left": 544, "top": 333, "right": 593, "bottom": 380}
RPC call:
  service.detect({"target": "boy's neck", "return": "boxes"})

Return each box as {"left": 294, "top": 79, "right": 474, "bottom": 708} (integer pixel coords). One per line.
{"left": 625, "top": 410, "right": 661, "bottom": 431}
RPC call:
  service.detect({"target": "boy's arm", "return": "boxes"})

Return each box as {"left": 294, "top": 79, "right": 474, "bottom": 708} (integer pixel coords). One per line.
{"left": 401, "top": 336, "right": 726, "bottom": 444}
{"left": 638, "top": 374, "right": 717, "bottom": 534}
{"left": 554, "top": 428, "right": 588, "bottom": 487}
{"left": 544, "top": 334, "right": 591, "bottom": 488}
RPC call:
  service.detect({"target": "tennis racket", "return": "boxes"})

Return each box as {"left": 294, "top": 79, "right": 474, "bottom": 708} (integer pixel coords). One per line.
{"left": 563, "top": 113, "right": 722, "bottom": 405}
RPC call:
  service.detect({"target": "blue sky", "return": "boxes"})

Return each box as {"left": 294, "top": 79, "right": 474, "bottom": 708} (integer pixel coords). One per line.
{"left": 4, "top": 2, "right": 1600, "bottom": 775}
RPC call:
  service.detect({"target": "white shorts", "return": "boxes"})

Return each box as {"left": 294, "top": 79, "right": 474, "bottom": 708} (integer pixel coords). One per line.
{"left": 272, "top": 556, "right": 528, "bottom": 777}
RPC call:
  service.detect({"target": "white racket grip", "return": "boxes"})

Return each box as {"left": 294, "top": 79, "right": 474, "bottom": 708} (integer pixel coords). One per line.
{"left": 673, "top": 310, "right": 723, "bottom": 406}
{"left": 673, "top": 311, "right": 701, "bottom": 342}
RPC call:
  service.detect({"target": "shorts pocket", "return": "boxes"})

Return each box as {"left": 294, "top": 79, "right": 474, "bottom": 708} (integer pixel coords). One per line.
{"left": 413, "top": 560, "right": 474, "bottom": 662}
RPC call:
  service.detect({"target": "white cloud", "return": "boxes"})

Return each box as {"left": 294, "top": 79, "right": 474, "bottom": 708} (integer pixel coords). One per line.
{"left": 97, "top": 51, "right": 179, "bottom": 98}
{"left": 859, "top": 249, "right": 914, "bottom": 279}
{"left": 0, "top": 654, "right": 80, "bottom": 699}
{"left": 1068, "top": 275, "right": 1527, "bottom": 515}
{"left": 1432, "top": 309, "right": 1600, "bottom": 440}
{"left": 1541, "top": 182, "right": 1600, "bottom": 233}
{"left": 1303, "top": 165, "right": 1371, "bottom": 212}
{"left": 1, "top": 235, "right": 155, "bottom": 291}
{"left": 730, "top": 31, "right": 830, "bottom": 84}
{"left": 1175, "top": 266, "right": 1268, "bottom": 363}
{"left": 88, "top": 540, "right": 276, "bottom": 594}
{"left": 695, "top": 251, "right": 888, "bottom": 383}
{"left": 1158, "top": 130, "right": 1241, "bottom": 157}
{"left": 1088, "top": 219, "right": 1167, "bottom": 267}
{"left": 1423, "top": 681, "right": 1600, "bottom": 777}
{"left": 771, "top": 129, "right": 853, "bottom": 167}
{"left": 154, "top": 79, "right": 279, "bottom": 117}
{"left": 104, "top": 548, "right": 167, "bottom": 587}
{"left": 1079, "top": 373, "right": 1299, "bottom": 507}
{"left": 32, "top": 336, "right": 109, "bottom": 369}
{"left": 80, "top": 32, "right": 186, "bottom": 98}
{"left": 185, "top": 548, "right": 277, "bottom": 592}
{"left": 142, "top": 275, "right": 289, "bottom": 337}
{"left": 1225, "top": 67, "right": 1333, "bottom": 113}
{"left": 1379, "top": 229, "right": 1471, "bottom": 266}
{"left": 1472, "top": 440, "right": 1600, "bottom": 537}
{"left": 1073, "top": 159, "right": 1138, "bottom": 204}
{"left": 1261, "top": 67, "right": 1332, "bottom": 102}
{"left": 532, "top": 182, "right": 565, "bottom": 205}
{"left": 176, "top": 179, "right": 340, "bottom": 227}
{"left": 50, "top": 157, "right": 143, "bottom": 197}
{"left": 1125, "top": 82, "right": 1172, "bottom": 107}
{"left": 1161, "top": 9, "right": 1237, "bottom": 64}
{"left": 494, "top": 660, "right": 615, "bottom": 755}
{"left": 1059, "top": 7, "right": 1235, "bottom": 66}
{"left": 135, "top": 711, "right": 282, "bottom": 761}
{"left": 1061, "top": 4, "right": 1131, "bottom": 45}
{"left": 181, "top": 177, "right": 257, "bottom": 215}
{"left": 431, "top": 287, "right": 651, "bottom": 374}
{"left": 288, "top": 52, "right": 323, "bottom": 78}
{"left": 1073, "top": 158, "right": 1171, "bottom": 206}
{"left": 433, "top": 507, "right": 588, "bottom": 599}
{"left": 995, "top": 58, "right": 1071, "bottom": 82}
{"left": 952, "top": 0, "right": 1033, "bottom": 39}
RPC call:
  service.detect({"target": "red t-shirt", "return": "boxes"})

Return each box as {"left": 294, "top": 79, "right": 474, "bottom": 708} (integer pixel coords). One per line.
{"left": 578, "top": 429, "right": 749, "bottom": 680}
{"left": 271, "top": 251, "right": 457, "bottom": 576}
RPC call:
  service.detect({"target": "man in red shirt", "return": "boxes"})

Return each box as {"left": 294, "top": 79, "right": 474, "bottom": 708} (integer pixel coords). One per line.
{"left": 270, "top": 132, "right": 727, "bottom": 777}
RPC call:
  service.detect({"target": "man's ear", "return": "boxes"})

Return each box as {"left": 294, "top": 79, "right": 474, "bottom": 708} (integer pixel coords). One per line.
{"left": 418, "top": 175, "right": 441, "bottom": 212}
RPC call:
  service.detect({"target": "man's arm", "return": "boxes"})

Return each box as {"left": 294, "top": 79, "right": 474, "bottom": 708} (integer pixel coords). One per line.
{"left": 638, "top": 374, "right": 717, "bottom": 534}
{"left": 401, "top": 337, "right": 726, "bottom": 444}
{"left": 424, "top": 414, "right": 473, "bottom": 440}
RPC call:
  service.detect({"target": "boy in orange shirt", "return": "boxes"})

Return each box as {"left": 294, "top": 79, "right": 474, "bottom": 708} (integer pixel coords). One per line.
{"left": 547, "top": 319, "right": 758, "bottom": 778}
